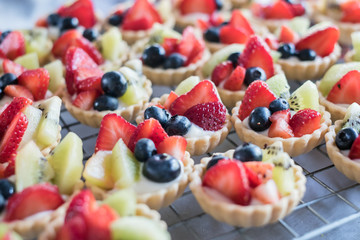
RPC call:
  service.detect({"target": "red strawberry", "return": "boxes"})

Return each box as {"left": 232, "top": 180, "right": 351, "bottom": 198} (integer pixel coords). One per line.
{"left": 170, "top": 80, "right": 219, "bottom": 115}
{"left": 4, "top": 85, "right": 34, "bottom": 101}
{"left": 229, "top": 10, "right": 254, "bottom": 35}
{"left": 238, "top": 35, "right": 275, "bottom": 79}
{"left": 289, "top": 109, "right": 321, "bottom": 137}
{"left": 326, "top": 70, "right": 360, "bottom": 104}
{"left": 251, "top": 179, "right": 280, "bottom": 204}
{"left": 219, "top": 26, "right": 249, "bottom": 44}
{"left": 209, "top": 12, "right": 225, "bottom": 27}
{"left": 65, "top": 190, "right": 96, "bottom": 222}
{"left": 341, "top": 0, "right": 360, "bottom": 23}
{"left": 203, "top": 159, "right": 251, "bottom": 205}
{"left": 238, "top": 80, "right": 276, "bottom": 120}
{"left": 269, "top": 109, "right": 291, "bottom": 123}
{"left": 157, "top": 136, "right": 187, "bottom": 162}
{"left": 58, "top": 0, "right": 96, "bottom": 28}
{"left": 163, "top": 91, "right": 179, "bottom": 110}
{"left": 95, "top": 114, "right": 136, "bottom": 152}
{"left": 176, "top": 27, "right": 205, "bottom": 65}
{"left": 251, "top": 3, "right": 265, "bottom": 18}
{"left": 4, "top": 183, "right": 64, "bottom": 221}
{"left": 0, "top": 31, "right": 25, "bottom": 60}
{"left": 223, "top": 65, "right": 246, "bottom": 91}
{"left": 0, "top": 112, "right": 28, "bottom": 164}
{"left": 35, "top": 17, "right": 48, "bottom": 27}
{"left": 264, "top": 0, "right": 294, "bottom": 19}
{"left": 244, "top": 161, "right": 273, "bottom": 183}
{"left": 243, "top": 164, "right": 262, "bottom": 188}
{"left": 161, "top": 38, "right": 179, "bottom": 56}
{"left": 290, "top": 3, "right": 306, "bottom": 17}
{"left": 349, "top": 135, "right": 360, "bottom": 159}
{"left": 85, "top": 205, "right": 117, "bottom": 240}
{"left": 128, "top": 118, "right": 169, "bottom": 151}
{"left": 295, "top": 26, "right": 340, "bottom": 57}
{"left": 179, "top": 0, "right": 216, "bottom": 15}
{"left": 74, "top": 37, "right": 104, "bottom": 65}
{"left": 59, "top": 215, "right": 87, "bottom": 240}
{"left": 186, "top": 36, "right": 205, "bottom": 65}
{"left": 183, "top": 101, "right": 226, "bottom": 131}
{"left": 2, "top": 59, "right": 26, "bottom": 77}
{"left": 72, "top": 90, "right": 100, "bottom": 110}
{"left": 52, "top": 30, "right": 82, "bottom": 59}
{"left": 73, "top": 67, "right": 103, "bottom": 93}
{"left": 278, "top": 25, "right": 298, "bottom": 43}
{"left": 197, "top": 19, "right": 210, "bottom": 31}
{"left": 76, "top": 76, "right": 102, "bottom": 92}
{"left": 3, "top": 163, "right": 15, "bottom": 178}
{"left": 17, "top": 69, "right": 50, "bottom": 101}
{"left": 268, "top": 118, "right": 294, "bottom": 138}
{"left": 211, "top": 61, "right": 233, "bottom": 86}
{"left": 264, "top": 35, "right": 279, "bottom": 50}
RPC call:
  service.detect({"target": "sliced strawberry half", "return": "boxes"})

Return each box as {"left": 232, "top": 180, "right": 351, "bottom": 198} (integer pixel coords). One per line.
{"left": 238, "top": 80, "right": 276, "bottom": 120}
{"left": 289, "top": 109, "right": 321, "bottom": 137}
{"left": 157, "top": 136, "right": 187, "bottom": 162}
{"left": 57, "top": 0, "right": 96, "bottom": 28}
{"left": 179, "top": 0, "right": 216, "bottom": 15}
{"left": 264, "top": 35, "right": 279, "bottom": 50}
{"left": 326, "top": 70, "right": 360, "bottom": 104}
{"left": 18, "top": 68, "right": 50, "bottom": 101}
{"left": 238, "top": 35, "right": 275, "bottom": 79}
{"left": 290, "top": 3, "right": 306, "bottom": 17}
{"left": 2, "top": 59, "right": 26, "bottom": 77}
{"left": 72, "top": 90, "right": 100, "bottom": 110}
{"left": 163, "top": 91, "right": 179, "bottom": 110}
{"left": 76, "top": 76, "right": 102, "bottom": 92}
{"left": 161, "top": 38, "right": 179, "bottom": 56}
{"left": 59, "top": 215, "right": 87, "bottom": 240}
{"left": 176, "top": 27, "right": 205, "bottom": 65}
{"left": 74, "top": 37, "right": 104, "bottom": 65}
{"left": 243, "top": 164, "right": 262, "bottom": 188}
{"left": 170, "top": 80, "right": 219, "bottom": 115}
{"left": 74, "top": 66, "right": 103, "bottom": 83}
{"left": 65, "top": 190, "right": 96, "bottom": 222}
{"left": 183, "top": 101, "right": 227, "bottom": 131}
{"left": 341, "top": 0, "right": 360, "bottom": 23}
{"left": 211, "top": 61, "right": 233, "bottom": 86}
{"left": 4, "top": 85, "right": 34, "bottom": 101}
{"left": 0, "top": 31, "right": 25, "bottom": 60}
{"left": 349, "top": 135, "right": 360, "bottom": 160}
{"left": 85, "top": 204, "right": 117, "bottom": 240}
{"left": 52, "top": 30, "right": 82, "bottom": 59}
{"left": 295, "top": 26, "right": 340, "bottom": 57}
{"left": 264, "top": 0, "right": 294, "bottom": 19}
{"left": 244, "top": 161, "right": 273, "bottom": 183}
{"left": 268, "top": 118, "right": 294, "bottom": 138}
{"left": 229, "top": 10, "right": 254, "bottom": 35}
{"left": 278, "top": 25, "right": 298, "bottom": 43}
{"left": 269, "top": 109, "right": 291, "bottom": 123}
{"left": 95, "top": 114, "right": 136, "bottom": 152}
{"left": 223, "top": 65, "right": 246, "bottom": 91}
{"left": 219, "top": 26, "right": 249, "bottom": 44}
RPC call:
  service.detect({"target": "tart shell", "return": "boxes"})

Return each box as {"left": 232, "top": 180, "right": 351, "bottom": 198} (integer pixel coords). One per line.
{"left": 190, "top": 149, "right": 306, "bottom": 227}
{"left": 231, "top": 102, "right": 331, "bottom": 157}
{"left": 344, "top": 50, "right": 359, "bottom": 63}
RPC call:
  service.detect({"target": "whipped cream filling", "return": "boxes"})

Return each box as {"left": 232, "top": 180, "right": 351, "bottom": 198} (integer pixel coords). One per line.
{"left": 184, "top": 124, "right": 216, "bottom": 138}
{"left": 181, "top": 13, "right": 210, "bottom": 22}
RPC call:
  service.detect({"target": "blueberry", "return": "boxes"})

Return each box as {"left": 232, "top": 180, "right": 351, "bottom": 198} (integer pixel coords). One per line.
{"left": 0, "top": 88, "right": 4, "bottom": 100}
{"left": 335, "top": 128, "right": 358, "bottom": 150}
{"left": 0, "top": 73, "right": 17, "bottom": 89}
{"left": 0, "top": 194, "right": 4, "bottom": 213}
{"left": 227, "top": 52, "right": 241, "bottom": 68}
{"left": 93, "top": 95, "right": 119, "bottom": 111}
{"left": 244, "top": 67, "right": 267, "bottom": 86}
{"left": 206, "top": 154, "right": 229, "bottom": 170}
{"left": 0, "top": 31, "right": 11, "bottom": 44}
{"left": 163, "top": 53, "right": 185, "bottom": 69}
{"left": 0, "top": 179, "right": 15, "bottom": 200}
{"left": 215, "top": 0, "right": 223, "bottom": 10}
{"left": 269, "top": 98, "right": 290, "bottom": 114}
{"left": 47, "top": 13, "right": 61, "bottom": 26}
{"left": 219, "top": 21, "right": 229, "bottom": 27}
{"left": 59, "top": 17, "right": 79, "bottom": 31}
{"left": 249, "top": 107, "right": 271, "bottom": 132}
{"left": 108, "top": 14, "right": 123, "bottom": 26}
{"left": 83, "top": 28, "right": 98, "bottom": 42}
{"left": 233, "top": 143, "right": 262, "bottom": 162}
{"left": 297, "top": 49, "right": 317, "bottom": 61}
{"left": 142, "top": 44, "right": 166, "bottom": 68}
{"left": 134, "top": 138, "right": 157, "bottom": 162}
{"left": 143, "top": 153, "right": 181, "bottom": 183}
{"left": 101, "top": 71, "right": 127, "bottom": 98}
{"left": 144, "top": 106, "right": 170, "bottom": 127}
{"left": 278, "top": 43, "right": 296, "bottom": 59}
{"left": 165, "top": 115, "right": 192, "bottom": 136}
{"left": 204, "top": 27, "right": 220, "bottom": 43}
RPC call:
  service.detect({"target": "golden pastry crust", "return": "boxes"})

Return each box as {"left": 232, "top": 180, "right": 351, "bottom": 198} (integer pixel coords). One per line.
{"left": 231, "top": 102, "right": 331, "bottom": 157}
{"left": 325, "top": 120, "right": 360, "bottom": 183}
{"left": 231, "top": 0, "right": 250, "bottom": 8}
{"left": 62, "top": 78, "right": 152, "bottom": 128}
{"left": 136, "top": 94, "right": 233, "bottom": 155}
{"left": 190, "top": 149, "right": 306, "bottom": 227}
{"left": 87, "top": 152, "right": 194, "bottom": 210}
{"left": 277, "top": 44, "right": 341, "bottom": 81}
{"left": 344, "top": 50, "right": 360, "bottom": 63}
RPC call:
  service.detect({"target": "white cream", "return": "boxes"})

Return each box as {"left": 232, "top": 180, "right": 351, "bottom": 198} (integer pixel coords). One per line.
{"left": 184, "top": 124, "right": 216, "bottom": 138}
{"left": 181, "top": 13, "right": 209, "bottom": 22}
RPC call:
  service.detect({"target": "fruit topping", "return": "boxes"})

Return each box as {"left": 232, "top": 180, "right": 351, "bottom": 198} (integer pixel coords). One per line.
{"left": 289, "top": 109, "right": 321, "bottom": 137}
{"left": 142, "top": 44, "right": 166, "bottom": 68}
{"left": 165, "top": 115, "right": 192, "bottom": 136}
{"left": 101, "top": 71, "right": 127, "bottom": 98}
{"left": 134, "top": 138, "right": 157, "bottom": 162}
{"left": 269, "top": 98, "right": 290, "bottom": 114}
{"left": 248, "top": 107, "right": 272, "bottom": 132}
{"left": 157, "top": 136, "right": 187, "bottom": 162}
{"left": 163, "top": 53, "right": 186, "bottom": 69}
{"left": 349, "top": 135, "right": 360, "bottom": 160}
{"left": 326, "top": 70, "right": 360, "bottom": 104}
{"left": 335, "top": 128, "right": 358, "bottom": 150}
{"left": 73, "top": 90, "right": 100, "bottom": 110}
{"left": 179, "top": 0, "right": 216, "bottom": 15}
{"left": 0, "top": 31, "right": 25, "bottom": 60}
{"left": 17, "top": 68, "right": 50, "bottom": 101}
{"left": 2, "top": 60, "right": 25, "bottom": 77}
{"left": 211, "top": 61, "right": 233, "bottom": 86}
{"left": 288, "top": 80, "right": 319, "bottom": 111}
{"left": 233, "top": 143, "right": 263, "bottom": 162}
{"left": 4, "top": 85, "right": 34, "bottom": 101}
{"left": 278, "top": 43, "right": 296, "bottom": 59}
{"left": 297, "top": 49, "right": 316, "bottom": 61}
{"left": 278, "top": 25, "right": 298, "bottom": 44}
{"left": 340, "top": 0, "right": 360, "bottom": 23}
{"left": 144, "top": 106, "right": 171, "bottom": 128}
{"left": 57, "top": 0, "right": 96, "bottom": 28}
{"left": 143, "top": 153, "right": 181, "bottom": 183}
{"left": 0, "top": 179, "right": 15, "bottom": 200}
{"left": 206, "top": 154, "right": 230, "bottom": 170}
{"left": 244, "top": 67, "right": 267, "bottom": 86}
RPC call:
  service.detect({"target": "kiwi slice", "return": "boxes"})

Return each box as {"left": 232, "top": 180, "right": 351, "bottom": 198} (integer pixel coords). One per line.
{"left": 125, "top": 59, "right": 143, "bottom": 75}
{"left": 351, "top": 32, "right": 360, "bottom": 61}
{"left": 288, "top": 17, "right": 310, "bottom": 36}
{"left": 342, "top": 103, "right": 360, "bottom": 133}
{"left": 101, "top": 27, "right": 125, "bottom": 61}
{"left": 23, "top": 28, "right": 52, "bottom": 63}
{"left": 266, "top": 73, "right": 290, "bottom": 99}
{"left": 174, "top": 76, "right": 200, "bottom": 95}
{"left": 262, "top": 142, "right": 284, "bottom": 162}
{"left": 20, "top": 105, "right": 42, "bottom": 149}
{"left": 288, "top": 81, "right": 319, "bottom": 111}
{"left": 270, "top": 152, "right": 295, "bottom": 196}
{"left": 14, "top": 52, "right": 39, "bottom": 69}
{"left": 103, "top": 189, "right": 137, "bottom": 217}
{"left": 44, "top": 60, "right": 65, "bottom": 94}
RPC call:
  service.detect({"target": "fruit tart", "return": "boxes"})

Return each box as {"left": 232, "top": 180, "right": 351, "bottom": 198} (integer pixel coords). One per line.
{"left": 39, "top": 189, "right": 170, "bottom": 240}
{"left": 62, "top": 47, "right": 152, "bottom": 128}
{"left": 317, "top": 62, "right": 360, "bottom": 121}
{"left": 136, "top": 79, "right": 232, "bottom": 155}
{"left": 231, "top": 79, "right": 331, "bottom": 157}
{"left": 201, "top": 35, "right": 283, "bottom": 108}
{"left": 325, "top": 103, "right": 360, "bottom": 183}
{"left": 83, "top": 113, "right": 194, "bottom": 210}
{"left": 344, "top": 31, "right": 360, "bottom": 62}
{"left": 190, "top": 142, "right": 306, "bottom": 227}
{"left": 105, "top": 0, "right": 175, "bottom": 44}
{"left": 130, "top": 26, "right": 210, "bottom": 85}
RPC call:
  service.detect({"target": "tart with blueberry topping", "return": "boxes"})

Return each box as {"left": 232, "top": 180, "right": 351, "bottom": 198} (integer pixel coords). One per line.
{"left": 190, "top": 142, "right": 306, "bottom": 227}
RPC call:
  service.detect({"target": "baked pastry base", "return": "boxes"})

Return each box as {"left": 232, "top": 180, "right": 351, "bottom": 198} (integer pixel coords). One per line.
{"left": 231, "top": 0, "right": 250, "bottom": 8}
{"left": 190, "top": 149, "right": 306, "bottom": 227}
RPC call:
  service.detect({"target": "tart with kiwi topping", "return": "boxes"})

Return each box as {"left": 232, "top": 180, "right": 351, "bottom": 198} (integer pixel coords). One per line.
{"left": 231, "top": 77, "right": 331, "bottom": 157}
{"left": 190, "top": 142, "right": 306, "bottom": 227}
{"left": 344, "top": 31, "right": 360, "bottom": 62}
{"left": 325, "top": 103, "right": 360, "bottom": 183}
{"left": 83, "top": 113, "right": 194, "bottom": 210}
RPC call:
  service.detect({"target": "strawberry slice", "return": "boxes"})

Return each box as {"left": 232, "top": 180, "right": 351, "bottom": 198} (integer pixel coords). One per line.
{"left": 18, "top": 68, "right": 50, "bottom": 101}
{"left": 162, "top": 38, "right": 179, "bottom": 56}
{"left": 229, "top": 10, "right": 254, "bottom": 35}
{"left": 65, "top": 190, "right": 96, "bottom": 222}
{"left": 203, "top": 159, "right": 251, "bottom": 205}
{"left": 209, "top": 12, "right": 225, "bottom": 27}
{"left": 268, "top": 118, "right": 294, "bottom": 138}
{"left": 72, "top": 90, "right": 100, "bottom": 110}
{"left": 179, "top": 0, "right": 216, "bottom": 15}
{"left": 85, "top": 205, "right": 117, "bottom": 240}
{"left": 4, "top": 183, "right": 64, "bottom": 221}
{"left": 76, "top": 76, "right": 102, "bottom": 92}
{"left": 74, "top": 37, "right": 104, "bottom": 65}
{"left": 238, "top": 35, "right": 275, "bottom": 79}
{"left": 244, "top": 161, "right": 273, "bottom": 183}
{"left": 251, "top": 179, "right": 280, "bottom": 204}
{"left": 0, "top": 31, "right": 25, "bottom": 60}
{"left": 57, "top": 0, "right": 96, "bottom": 28}
{"left": 176, "top": 27, "right": 199, "bottom": 61}
{"left": 219, "top": 26, "right": 249, "bottom": 44}
{"left": 341, "top": 0, "right": 360, "bottom": 23}
{"left": 264, "top": 35, "right": 279, "bottom": 50}
{"left": 349, "top": 135, "right": 360, "bottom": 160}
{"left": 163, "top": 91, "right": 179, "bottom": 110}
{"left": 170, "top": 80, "right": 219, "bottom": 115}
{"left": 35, "top": 17, "right": 48, "bottom": 27}
{"left": 128, "top": 118, "right": 168, "bottom": 151}
{"left": 186, "top": 35, "right": 205, "bottom": 65}
{"left": 289, "top": 109, "right": 321, "bottom": 137}
{"left": 264, "top": 0, "right": 294, "bottom": 19}
{"left": 157, "top": 136, "right": 187, "bottom": 162}
{"left": 223, "top": 65, "right": 246, "bottom": 91}
{"left": 326, "top": 70, "right": 360, "bottom": 104}
{"left": 74, "top": 66, "right": 103, "bottom": 82}
{"left": 278, "top": 25, "right": 298, "bottom": 43}
{"left": 243, "top": 164, "right": 262, "bottom": 188}
{"left": 4, "top": 85, "right": 34, "bottom": 101}
{"left": 269, "top": 109, "right": 291, "bottom": 123}
{"left": 251, "top": 3, "right": 265, "bottom": 18}
{"left": 211, "top": 61, "right": 233, "bottom": 86}
{"left": 183, "top": 101, "right": 227, "bottom": 131}
{"left": 238, "top": 80, "right": 276, "bottom": 120}
{"left": 290, "top": 3, "right": 306, "bottom": 17}
{"left": 59, "top": 215, "right": 87, "bottom": 240}
{"left": 95, "top": 114, "right": 136, "bottom": 152}
{"left": 52, "top": 30, "right": 82, "bottom": 59}
{"left": 2, "top": 59, "right": 26, "bottom": 77}
{"left": 295, "top": 26, "right": 340, "bottom": 57}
